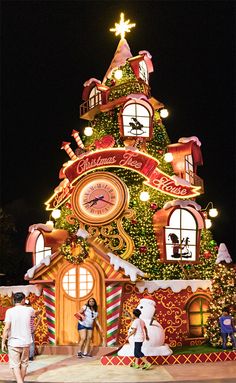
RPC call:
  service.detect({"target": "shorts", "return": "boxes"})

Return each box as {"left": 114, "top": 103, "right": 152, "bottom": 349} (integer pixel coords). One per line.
{"left": 8, "top": 346, "right": 30, "bottom": 369}
{"left": 78, "top": 323, "right": 93, "bottom": 330}
{"left": 134, "top": 342, "right": 144, "bottom": 358}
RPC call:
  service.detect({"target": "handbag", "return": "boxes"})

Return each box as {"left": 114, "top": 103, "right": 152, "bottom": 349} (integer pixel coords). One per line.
{"left": 74, "top": 307, "right": 86, "bottom": 321}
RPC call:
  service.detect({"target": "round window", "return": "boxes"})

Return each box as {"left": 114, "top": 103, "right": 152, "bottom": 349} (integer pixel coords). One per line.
{"left": 62, "top": 266, "right": 94, "bottom": 298}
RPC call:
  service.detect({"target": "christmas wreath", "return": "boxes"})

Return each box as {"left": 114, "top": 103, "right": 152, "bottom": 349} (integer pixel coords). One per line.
{"left": 61, "top": 234, "right": 90, "bottom": 264}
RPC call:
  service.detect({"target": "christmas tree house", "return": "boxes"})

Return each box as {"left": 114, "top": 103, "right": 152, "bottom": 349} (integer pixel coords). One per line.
{"left": 1, "top": 13, "right": 235, "bottom": 365}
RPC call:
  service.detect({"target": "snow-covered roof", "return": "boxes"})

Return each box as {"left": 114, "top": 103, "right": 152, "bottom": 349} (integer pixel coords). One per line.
{"left": 24, "top": 251, "right": 59, "bottom": 280}
{"left": 107, "top": 252, "right": 145, "bottom": 282}
{"left": 103, "top": 38, "right": 133, "bottom": 83}
{"left": 178, "top": 136, "right": 201, "bottom": 147}
{"left": 0, "top": 285, "right": 42, "bottom": 297}
{"left": 136, "top": 280, "right": 212, "bottom": 293}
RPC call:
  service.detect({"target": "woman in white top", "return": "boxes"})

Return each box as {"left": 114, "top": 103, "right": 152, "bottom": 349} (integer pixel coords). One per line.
{"left": 76, "top": 297, "right": 103, "bottom": 357}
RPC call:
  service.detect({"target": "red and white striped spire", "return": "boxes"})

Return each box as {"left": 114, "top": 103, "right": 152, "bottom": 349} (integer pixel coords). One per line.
{"left": 61, "top": 141, "right": 77, "bottom": 160}
{"left": 71, "top": 129, "right": 85, "bottom": 149}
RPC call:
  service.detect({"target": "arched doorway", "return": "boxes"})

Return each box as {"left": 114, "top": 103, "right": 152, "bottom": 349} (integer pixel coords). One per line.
{"left": 56, "top": 260, "right": 104, "bottom": 345}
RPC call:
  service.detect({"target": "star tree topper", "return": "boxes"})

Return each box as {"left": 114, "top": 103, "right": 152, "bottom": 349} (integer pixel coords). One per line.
{"left": 110, "top": 12, "right": 136, "bottom": 39}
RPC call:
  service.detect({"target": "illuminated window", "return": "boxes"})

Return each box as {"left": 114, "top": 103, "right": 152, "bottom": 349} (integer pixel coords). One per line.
{"left": 62, "top": 266, "right": 94, "bottom": 298}
{"left": 165, "top": 208, "right": 197, "bottom": 261}
{"left": 139, "top": 60, "right": 148, "bottom": 83}
{"left": 35, "top": 233, "right": 51, "bottom": 265}
{"left": 185, "top": 155, "right": 194, "bottom": 184}
{"left": 188, "top": 296, "right": 210, "bottom": 337}
{"left": 122, "top": 101, "right": 153, "bottom": 138}
{"left": 89, "top": 87, "right": 102, "bottom": 109}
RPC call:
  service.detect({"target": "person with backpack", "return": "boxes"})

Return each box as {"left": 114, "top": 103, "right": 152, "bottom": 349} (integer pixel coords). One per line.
{"left": 219, "top": 308, "right": 236, "bottom": 350}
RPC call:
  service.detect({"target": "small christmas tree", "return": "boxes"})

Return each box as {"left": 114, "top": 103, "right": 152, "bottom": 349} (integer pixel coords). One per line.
{"left": 205, "top": 244, "right": 235, "bottom": 347}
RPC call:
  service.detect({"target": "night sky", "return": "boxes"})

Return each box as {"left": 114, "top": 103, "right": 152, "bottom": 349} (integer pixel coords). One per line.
{"left": 1, "top": 1, "right": 236, "bottom": 263}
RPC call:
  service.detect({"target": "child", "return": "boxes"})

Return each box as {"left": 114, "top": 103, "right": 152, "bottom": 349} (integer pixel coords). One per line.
{"left": 127, "top": 308, "right": 151, "bottom": 370}
{"left": 219, "top": 308, "right": 236, "bottom": 350}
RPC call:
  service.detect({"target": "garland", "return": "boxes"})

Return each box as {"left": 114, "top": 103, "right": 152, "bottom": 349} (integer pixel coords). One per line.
{"left": 61, "top": 234, "right": 90, "bottom": 264}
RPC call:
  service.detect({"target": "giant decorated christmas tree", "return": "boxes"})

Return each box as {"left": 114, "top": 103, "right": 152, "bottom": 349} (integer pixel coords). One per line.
{"left": 47, "top": 13, "right": 218, "bottom": 280}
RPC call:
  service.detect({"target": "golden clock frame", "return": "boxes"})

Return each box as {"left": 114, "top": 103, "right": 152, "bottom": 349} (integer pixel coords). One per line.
{"left": 71, "top": 172, "right": 129, "bottom": 226}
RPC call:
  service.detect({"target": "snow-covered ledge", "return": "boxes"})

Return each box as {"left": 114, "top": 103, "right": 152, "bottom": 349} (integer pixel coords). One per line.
{"left": 0, "top": 284, "right": 42, "bottom": 298}
{"left": 136, "top": 280, "right": 212, "bottom": 293}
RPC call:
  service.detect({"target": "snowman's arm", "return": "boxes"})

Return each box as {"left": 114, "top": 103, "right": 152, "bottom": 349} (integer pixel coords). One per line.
{"left": 144, "top": 324, "right": 149, "bottom": 340}
{"left": 149, "top": 316, "right": 161, "bottom": 327}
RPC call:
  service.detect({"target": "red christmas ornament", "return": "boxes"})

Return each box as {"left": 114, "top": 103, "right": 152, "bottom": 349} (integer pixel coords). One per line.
{"left": 94, "top": 135, "right": 115, "bottom": 149}
{"left": 203, "top": 250, "right": 212, "bottom": 259}
{"left": 131, "top": 219, "right": 137, "bottom": 225}
{"left": 140, "top": 246, "right": 147, "bottom": 253}
{"left": 150, "top": 203, "right": 158, "bottom": 210}
{"left": 157, "top": 149, "right": 164, "bottom": 154}
{"left": 66, "top": 202, "right": 71, "bottom": 209}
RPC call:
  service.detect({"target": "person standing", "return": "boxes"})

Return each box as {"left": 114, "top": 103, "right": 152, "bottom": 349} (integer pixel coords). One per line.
{"left": 219, "top": 308, "right": 236, "bottom": 350}
{"left": 24, "top": 299, "right": 42, "bottom": 361}
{"left": 75, "top": 297, "right": 103, "bottom": 357}
{"left": 128, "top": 308, "right": 151, "bottom": 370}
{"left": 1, "top": 292, "right": 36, "bottom": 383}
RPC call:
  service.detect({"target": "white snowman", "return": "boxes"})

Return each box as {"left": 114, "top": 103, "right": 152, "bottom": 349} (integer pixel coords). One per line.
{"left": 118, "top": 296, "right": 172, "bottom": 356}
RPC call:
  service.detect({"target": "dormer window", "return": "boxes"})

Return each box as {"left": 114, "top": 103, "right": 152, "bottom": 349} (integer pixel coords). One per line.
{"left": 35, "top": 233, "right": 51, "bottom": 265}
{"left": 153, "top": 202, "right": 205, "bottom": 263}
{"left": 89, "top": 86, "right": 102, "bottom": 109}
{"left": 165, "top": 208, "right": 197, "bottom": 262}
{"left": 139, "top": 60, "right": 148, "bottom": 83}
{"left": 120, "top": 99, "right": 153, "bottom": 139}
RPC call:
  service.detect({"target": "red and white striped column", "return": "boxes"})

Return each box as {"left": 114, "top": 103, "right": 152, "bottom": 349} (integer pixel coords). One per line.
{"left": 106, "top": 283, "right": 123, "bottom": 347}
{"left": 43, "top": 287, "right": 56, "bottom": 345}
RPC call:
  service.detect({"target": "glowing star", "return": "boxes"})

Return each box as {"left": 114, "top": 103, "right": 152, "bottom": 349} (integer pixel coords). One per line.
{"left": 110, "top": 12, "right": 136, "bottom": 40}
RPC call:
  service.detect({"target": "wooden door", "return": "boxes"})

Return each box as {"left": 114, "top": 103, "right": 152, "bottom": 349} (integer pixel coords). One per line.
{"left": 56, "top": 261, "right": 103, "bottom": 345}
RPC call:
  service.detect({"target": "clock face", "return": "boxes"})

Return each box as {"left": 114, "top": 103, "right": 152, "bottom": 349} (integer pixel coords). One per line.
{"left": 71, "top": 172, "right": 129, "bottom": 225}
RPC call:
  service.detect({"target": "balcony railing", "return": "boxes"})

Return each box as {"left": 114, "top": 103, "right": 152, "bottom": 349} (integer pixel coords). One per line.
{"left": 80, "top": 80, "right": 150, "bottom": 118}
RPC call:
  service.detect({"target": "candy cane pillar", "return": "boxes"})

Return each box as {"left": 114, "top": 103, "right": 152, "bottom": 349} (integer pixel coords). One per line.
{"left": 106, "top": 283, "right": 123, "bottom": 346}
{"left": 43, "top": 287, "right": 56, "bottom": 344}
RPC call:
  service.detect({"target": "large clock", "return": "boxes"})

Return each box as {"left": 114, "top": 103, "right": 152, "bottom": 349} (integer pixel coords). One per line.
{"left": 71, "top": 172, "right": 129, "bottom": 225}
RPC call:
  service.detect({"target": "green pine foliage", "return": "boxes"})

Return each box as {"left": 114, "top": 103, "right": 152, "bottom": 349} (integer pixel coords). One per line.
{"left": 205, "top": 263, "right": 236, "bottom": 347}
{"left": 54, "top": 56, "right": 219, "bottom": 280}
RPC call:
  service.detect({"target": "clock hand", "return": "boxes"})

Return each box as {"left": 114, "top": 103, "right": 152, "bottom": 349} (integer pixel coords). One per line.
{"left": 93, "top": 195, "right": 115, "bottom": 205}
{"left": 83, "top": 195, "right": 104, "bottom": 206}
{"left": 100, "top": 198, "right": 114, "bottom": 205}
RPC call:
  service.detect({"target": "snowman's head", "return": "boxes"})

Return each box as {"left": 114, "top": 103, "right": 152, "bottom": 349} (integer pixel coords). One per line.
{"left": 137, "top": 296, "right": 156, "bottom": 319}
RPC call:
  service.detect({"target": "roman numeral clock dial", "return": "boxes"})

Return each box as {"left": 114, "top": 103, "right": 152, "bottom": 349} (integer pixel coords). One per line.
{"left": 71, "top": 172, "right": 129, "bottom": 225}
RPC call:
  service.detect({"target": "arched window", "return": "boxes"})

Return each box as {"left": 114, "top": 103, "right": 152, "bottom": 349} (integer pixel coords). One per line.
{"left": 121, "top": 99, "right": 153, "bottom": 138}
{"left": 165, "top": 208, "right": 197, "bottom": 262}
{"left": 187, "top": 296, "right": 210, "bottom": 337}
{"left": 62, "top": 266, "right": 94, "bottom": 298}
{"left": 89, "top": 86, "right": 101, "bottom": 108}
{"left": 35, "top": 233, "right": 51, "bottom": 265}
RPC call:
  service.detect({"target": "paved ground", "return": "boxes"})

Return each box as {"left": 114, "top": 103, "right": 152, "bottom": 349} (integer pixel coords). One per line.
{"left": 0, "top": 355, "right": 236, "bottom": 383}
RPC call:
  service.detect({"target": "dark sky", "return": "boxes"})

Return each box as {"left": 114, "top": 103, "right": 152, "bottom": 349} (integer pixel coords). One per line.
{"left": 1, "top": 1, "right": 236, "bottom": 261}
